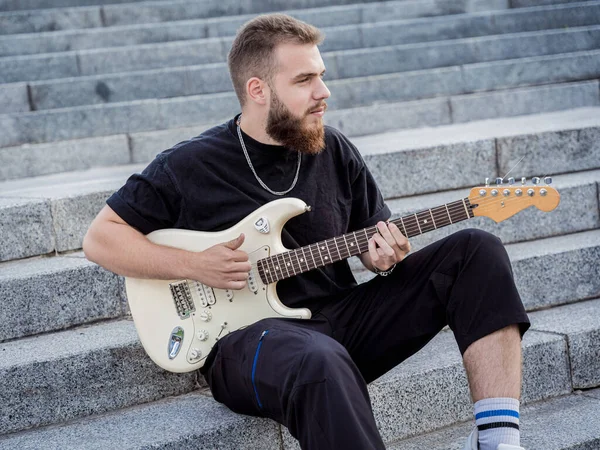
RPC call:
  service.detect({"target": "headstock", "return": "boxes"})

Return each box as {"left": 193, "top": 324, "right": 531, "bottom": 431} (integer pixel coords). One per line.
{"left": 468, "top": 177, "right": 560, "bottom": 223}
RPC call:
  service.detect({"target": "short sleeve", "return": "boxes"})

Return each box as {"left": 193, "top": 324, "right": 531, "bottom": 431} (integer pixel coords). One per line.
{"left": 106, "top": 155, "right": 182, "bottom": 235}
{"left": 347, "top": 144, "right": 391, "bottom": 231}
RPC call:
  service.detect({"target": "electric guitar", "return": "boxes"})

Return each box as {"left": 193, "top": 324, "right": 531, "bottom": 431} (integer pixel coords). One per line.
{"left": 125, "top": 181, "right": 560, "bottom": 373}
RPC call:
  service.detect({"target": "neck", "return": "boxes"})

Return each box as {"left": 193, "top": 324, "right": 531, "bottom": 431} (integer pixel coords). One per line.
{"left": 239, "top": 111, "right": 281, "bottom": 146}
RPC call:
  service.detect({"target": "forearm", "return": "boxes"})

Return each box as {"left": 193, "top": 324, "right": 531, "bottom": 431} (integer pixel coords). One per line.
{"left": 359, "top": 252, "right": 376, "bottom": 272}
{"left": 83, "top": 217, "right": 193, "bottom": 281}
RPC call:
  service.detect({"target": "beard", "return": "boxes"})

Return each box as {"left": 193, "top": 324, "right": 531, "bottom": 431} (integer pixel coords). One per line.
{"left": 265, "top": 89, "right": 327, "bottom": 155}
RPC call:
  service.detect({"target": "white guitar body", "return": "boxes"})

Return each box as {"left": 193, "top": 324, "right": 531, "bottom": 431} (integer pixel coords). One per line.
{"left": 125, "top": 198, "right": 312, "bottom": 373}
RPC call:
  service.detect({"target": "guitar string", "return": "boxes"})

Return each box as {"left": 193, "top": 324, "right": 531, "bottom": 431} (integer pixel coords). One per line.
{"left": 256, "top": 189, "right": 557, "bottom": 282}
{"left": 258, "top": 196, "right": 536, "bottom": 280}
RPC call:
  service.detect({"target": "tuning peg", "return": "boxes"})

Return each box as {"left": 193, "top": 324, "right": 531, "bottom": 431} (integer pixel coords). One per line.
{"left": 508, "top": 177, "right": 515, "bottom": 185}
{"left": 532, "top": 177, "right": 541, "bottom": 185}
{"left": 521, "top": 177, "right": 526, "bottom": 185}
{"left": 544, "top": 176, "right": 552, "bottom": 185}
{"left": 485, "top": 177, "right": 490, "bottom": 187}
{"left": 496, "top": 177, "right": 503, "bottom": 186}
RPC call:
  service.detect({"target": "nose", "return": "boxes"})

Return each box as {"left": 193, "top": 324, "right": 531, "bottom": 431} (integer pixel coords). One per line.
{"left": 315, "top": 76, "right": 331, "bottom": 101}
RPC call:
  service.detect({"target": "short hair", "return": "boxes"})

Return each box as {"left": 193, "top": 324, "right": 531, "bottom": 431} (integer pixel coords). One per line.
{"left": 228, "top": 13, "right": 324, "bottom": 106}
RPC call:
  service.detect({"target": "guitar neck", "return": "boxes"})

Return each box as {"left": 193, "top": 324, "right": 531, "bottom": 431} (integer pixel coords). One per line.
{"left": 257, "top": 197, "right": 475, "bottom": 284}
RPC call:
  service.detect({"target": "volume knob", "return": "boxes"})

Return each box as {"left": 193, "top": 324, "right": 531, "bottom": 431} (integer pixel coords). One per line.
{"left": 199, "top": 310, "right": 212, "bottom": 322}
{"left": 197, "top": 330, "right": 209, "bottom": 341}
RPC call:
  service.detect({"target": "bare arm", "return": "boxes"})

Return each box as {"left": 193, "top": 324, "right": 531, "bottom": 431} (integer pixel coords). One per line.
{"left": 82, "top": 205, "right": 251, "bottom": 290}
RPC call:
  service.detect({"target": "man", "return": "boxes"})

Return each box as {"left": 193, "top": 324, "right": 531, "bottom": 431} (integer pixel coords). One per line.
{"left": 83, "top": 14, "right": 530, "bottom": 450}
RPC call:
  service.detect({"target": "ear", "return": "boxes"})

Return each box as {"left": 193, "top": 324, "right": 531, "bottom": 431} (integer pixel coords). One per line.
{"left": 246, "top": 77, "right": 269, "bottom": 105}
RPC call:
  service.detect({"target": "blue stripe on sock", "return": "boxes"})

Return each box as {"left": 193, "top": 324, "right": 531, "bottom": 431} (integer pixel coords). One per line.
{"left": 476, "top": 409, "right": 520, "bottom": 420}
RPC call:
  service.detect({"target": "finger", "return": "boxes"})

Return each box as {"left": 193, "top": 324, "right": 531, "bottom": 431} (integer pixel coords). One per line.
{"left": 372, "top": 233, "right": 395, "bottom": 257}
{"left": 368, "top": 236, "right": 380, "bottom": 263}
{"left": 229, "top": 272, "right": 249, "bottom": 281}
{"left": 223, "top": 233, "right": 245, "bottom": 250}
{"left": 227, "top": 280, "right": 247, "bottom": 290}
{"left": 230, "top": 250, "right": 250, "bottom": 262}
{"left": 388, "top": 222, "right": 410, "bottom": 254}
{"left": 376, "top": 221, "right": 395, "bottom": 246}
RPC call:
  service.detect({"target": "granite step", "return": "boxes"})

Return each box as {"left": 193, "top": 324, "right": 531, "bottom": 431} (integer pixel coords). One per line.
{"left": 0, "top": 0, "right": 500, "bottom": 35}
{"left": 389, "top": 391, "right": 600, "bottom": 449}
{"left": 0, "top": 0, "right": 168, "bottom": 13}
{"left": 0, "top": 319, "right": 198, "bottom": 435}
{"left": 353, "top": 229, "right": 600, "bottom": 311}
{"left": 0, "top": 0, "right": 488, "bottom": 56}
{"left": 1, "top": 75, "right": 598, "bottom": 148}
{"left": 2, "top": 107, "right": 597, "bottom": 183}
{"left": 0, "top": 113, "right": 598, "bottom": 259}
{"left": 13, "top": 44, "right": 600, "bottom": 112}
{"left": 2, "top": 2, "right": 600, "bottom": 83}
{"left": 0, "top": 311, "right": 584, "bottom": 443}
{"left": 0, "top": 173, "right": 597, "bottom": 337}
{"left": 0, "top": 252, "right": 124, "bottom": 342}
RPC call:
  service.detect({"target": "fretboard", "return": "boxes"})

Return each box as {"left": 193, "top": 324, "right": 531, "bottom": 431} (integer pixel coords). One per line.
{"left": 256, "top": 198, "right": 474, "bottom": 285}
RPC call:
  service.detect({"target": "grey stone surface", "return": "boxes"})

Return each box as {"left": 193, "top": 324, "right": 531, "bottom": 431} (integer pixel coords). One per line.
{"left": 462, "top": 49, "right": 600, "bottom": 93}
{"left": 51, "top": 189, "right": 116, "bottom": 252}
{"left": 335, "top": 25, "right": 600, "bottom": 79}
{"left": 0, "top": 7, "right": 102, "bottom": 35}
{"left": 0, "top": 135, "right": 129, "bottom": 181}
{"left": 327, "top": 67, "right": 464, "bottom": 110}
{"left": 388, "top": 394, "right": 600, "bottom": 449}
{"left": 77, "top": 38, "right": 226, "bottom": 77}
{"left": 325, "top": 97, "right": 451, "bottom": 137}
{"left": 359, "top": 2, "right": 600, "bottom": 48}
{"left": 0, "top": 52, "right": 78, "bottom": 84}
{"left": 584, "top": 387, "right": 600, "bottom": 400}
{"left": 508, "top": 229, "right": 600, "bottom": 310}
{"left": 0, "top": 82, "right": 28, "bottom": 114}
{"left": 0, "top": 100, "right": 161, "bottom": 148}
{"left": 530, "top": 298, "right": 600, "bottom": 389}
{"left": 0, "top": 392, "right": 281, "bottom": 450}
{"left": 451, "top": 80, "right": 600, "bottom": 123}
{"left": 29, "top": 63, "right": 232, "bottom": 110}
{"left": 0, "top": 0, "right": 469, "bottom": 57}
{"left": 0, "top": 256, "right": 122, "bottom": 341}
{"left": 129, "top": 124, "right": 213, "bottom": 163}
{"left": 352, "top": 107, "right": 600, "bottom": 156}
{"left": 364, "top": 139, "right": 496, "bottom": 198}
{"left": 512, "top": 0, "right": 589, "bottom": 7}
{"left": 0, "top": 197, "right": 54, "bottom": 261}
{"left": 0, "top": 0, "right": 150, "bottom": 11}
{"left": 0, "top": 320, "right": 197, "bottom": 435}
{"left": 156, "top": 92, "right": 239, "bottom": 129}
{"left": 498, "top": 126, "right": 600, "bottom": 178}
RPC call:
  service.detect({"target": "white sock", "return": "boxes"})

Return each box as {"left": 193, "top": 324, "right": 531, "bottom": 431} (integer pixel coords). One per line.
{"left": 474, "top": 397, "right": 520, "bottom": 450}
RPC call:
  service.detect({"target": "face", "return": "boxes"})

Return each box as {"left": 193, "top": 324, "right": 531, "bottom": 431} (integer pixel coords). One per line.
{"left": 265, "top": 43, "right": 331, "bottom": 155}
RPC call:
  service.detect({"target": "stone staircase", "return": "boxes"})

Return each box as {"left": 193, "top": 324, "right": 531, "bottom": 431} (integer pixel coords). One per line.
{"left": 0, "top": 0, "right": 599, "bottom": 448}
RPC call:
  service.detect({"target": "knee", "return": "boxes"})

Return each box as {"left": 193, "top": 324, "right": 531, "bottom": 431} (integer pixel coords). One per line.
{"left": 451, "top": 228, "right": 506, "bottom": 257}
{"left": 299, "top": 336, "right": 356, "bottom": 382}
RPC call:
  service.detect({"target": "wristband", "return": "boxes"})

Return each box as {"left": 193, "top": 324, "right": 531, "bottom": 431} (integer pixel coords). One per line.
{"left": 373, "top": 263, "right": 396, "bottom": 277}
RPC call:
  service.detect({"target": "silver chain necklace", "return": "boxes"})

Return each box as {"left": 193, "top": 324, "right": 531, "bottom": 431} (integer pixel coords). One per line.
{"left": 236, "top": 116, "right": 301, "bottom": 196}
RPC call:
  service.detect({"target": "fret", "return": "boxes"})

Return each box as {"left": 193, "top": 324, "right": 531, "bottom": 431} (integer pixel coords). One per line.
{"left": 414, "top": 213, "right": 422, "bottom": 235}
{"left": 402, "top": 214, "right": 417, "bottom": 238}
{"left": 342, "top": 234, "right": 351, "bottom": 258}
{"left": 283, "top": 252, "right": 296, "bottom": 276}
{"left": 307, "top": 244, "right": 319, "bottom": 268}
{"left": 417, "top": 210, "right": 436, "bottom": 234}
{"left": 299, "top": 246, "right": 309, "bottom": 271}
{"left": 429, "top": 209, "right": 437, "bottom": 229}
{"left": 294, "top": 249, "right": 304, "bottom": 273}
{"left": 313, "top": 242, "right": 325, "bottom": 266}
{"left": 462, "top": 199, "right": 470, "bottom": 219}
{"left": 399, "top": 216, "right": 408, "bottom": 236}
{"left": 432, "top": 206, "right": 449, "bottom": 228}
{"left": 445, "top": 203, "right": 453, "bottom": 224}
{"left": 257, "top": 260, "right": 269, "bottom": 284}
{"left": 353, "top": 231, "right": 362, "bottom": 254}
{"left": 265, "top": 255, "right": 277, "bottom": 282}
{"left": 274, "top": 254, "right": 286, "bottom": 280}
{"left": 323, "top": 240, "right": 333, "bottom": 263}
{"left": 333, "top": 236, "right": 342, "bottom": 261}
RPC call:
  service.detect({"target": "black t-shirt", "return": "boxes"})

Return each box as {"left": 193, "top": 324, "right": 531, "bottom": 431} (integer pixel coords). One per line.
{"left": 107, "top": 115, "right": 391, "bottom": 313}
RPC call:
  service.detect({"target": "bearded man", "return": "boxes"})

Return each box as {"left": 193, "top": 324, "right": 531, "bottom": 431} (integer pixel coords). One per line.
{"left": 84, "top": 14, "right": 530, "bottom": 450}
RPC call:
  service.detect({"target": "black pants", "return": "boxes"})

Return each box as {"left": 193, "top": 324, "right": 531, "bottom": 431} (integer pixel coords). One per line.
{"left": 201, "top": 229, "right": 530, "bottom": 449}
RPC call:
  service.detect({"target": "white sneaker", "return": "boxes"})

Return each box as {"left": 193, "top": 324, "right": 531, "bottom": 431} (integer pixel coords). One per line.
{"left": 463, "top": 428, "right": 525, "bottom": 450}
